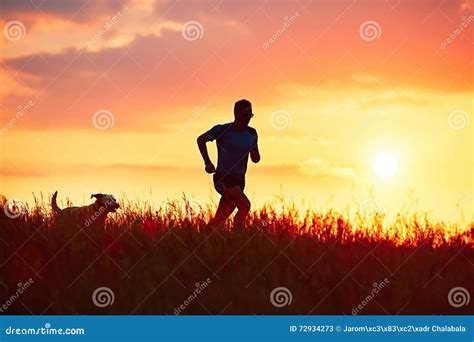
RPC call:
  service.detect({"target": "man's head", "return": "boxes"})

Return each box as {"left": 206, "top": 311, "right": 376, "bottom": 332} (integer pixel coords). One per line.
{"left": 234, "top": 99, "right": 253, "bottom": 127}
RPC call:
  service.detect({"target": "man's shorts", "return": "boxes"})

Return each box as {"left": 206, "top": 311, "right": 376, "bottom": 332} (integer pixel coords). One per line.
{"left": 213, "top": 172, "right": 245, "bottom": 196}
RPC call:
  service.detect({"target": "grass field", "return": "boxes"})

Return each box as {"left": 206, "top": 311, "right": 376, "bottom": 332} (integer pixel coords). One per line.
{"left": 0, "top": 194, "right": 472, "bottom": 315}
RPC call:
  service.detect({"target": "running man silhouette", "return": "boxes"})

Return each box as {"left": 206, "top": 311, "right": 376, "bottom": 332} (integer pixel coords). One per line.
{"left": 197, "top": 99, "right": 260, "bottom": 229}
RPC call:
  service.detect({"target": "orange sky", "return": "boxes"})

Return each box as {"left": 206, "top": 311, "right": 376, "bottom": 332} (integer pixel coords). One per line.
{"left": 1, "top": 0, "right": 473, "bottom": 222}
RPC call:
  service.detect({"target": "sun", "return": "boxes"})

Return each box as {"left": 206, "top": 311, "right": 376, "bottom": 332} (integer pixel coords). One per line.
{"left": 372, "top": 153, "right": 399, "bottom": 179}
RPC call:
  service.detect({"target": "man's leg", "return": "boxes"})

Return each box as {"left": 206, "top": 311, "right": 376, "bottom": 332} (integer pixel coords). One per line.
{"left": 210, "top": 195, "right": 236, "bottom": 229}
{"left": 225, "top": 187, "right": 251, "bottom": 230}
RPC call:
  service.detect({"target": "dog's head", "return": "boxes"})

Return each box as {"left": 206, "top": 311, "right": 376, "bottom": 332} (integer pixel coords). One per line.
{"left": 90, "top": 193, "right": 120, "bottom": 213}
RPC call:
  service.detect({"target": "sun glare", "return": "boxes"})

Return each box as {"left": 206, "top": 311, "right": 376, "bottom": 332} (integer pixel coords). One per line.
{"left": 372, "top": 153, "right": 399, "bottom": 179}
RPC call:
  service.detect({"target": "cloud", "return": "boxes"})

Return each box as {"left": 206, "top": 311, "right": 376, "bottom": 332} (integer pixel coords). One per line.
{"left": 267, "top": 135, "right": 337, "bottom": 146}
{"left": 351, "top": 74, "right": 383, "bottom": 85}
{"left": 0, "top": 31, "right": 216, "bottom": 128}
{"left": 0, "top": 12, "right": 272, "bottom": 130}
{"left": 0, "top": 162, "right": 191, "bottom": 178}
{"left": 106, "top": 163, "right": 192, "bottom": 173}
{"left": 458, "top": 0, "right": 473, "bottom": 12}
{"left": 2, "top": 0, "right": 472, "bottom": 133}
{"left": 298, "top": 158, "right": 355, "bottom": 179}
{"left": 255, "top": 164, "right": 299, "bottom": 177}
{"left": 0, "top": 0, "right": 128, "bottom": 23}
{"left": 153, "top": 0, "right": 269, "bottom": 22}
{"left": 254, "top": 159, "right": 356, "bottom": 180}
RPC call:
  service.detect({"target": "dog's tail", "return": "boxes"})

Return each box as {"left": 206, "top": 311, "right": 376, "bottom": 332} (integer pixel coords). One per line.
{"left": 51, "top": 191, "right": 62, "bottom": 214}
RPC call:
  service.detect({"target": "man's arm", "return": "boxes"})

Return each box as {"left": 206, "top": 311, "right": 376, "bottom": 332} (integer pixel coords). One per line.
{"left": 250, "top": 143, "right": 260, "bottom": 163}
{"left": 197, "top": 133, "right": 216, "bottom": 173}
{"left": 250, "top": 129, "right": 260, "bottom": 163}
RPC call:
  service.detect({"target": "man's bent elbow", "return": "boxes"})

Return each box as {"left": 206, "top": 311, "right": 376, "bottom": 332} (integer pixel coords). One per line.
{"left": 197, "top": 134, "right": 207, "bottom": 145}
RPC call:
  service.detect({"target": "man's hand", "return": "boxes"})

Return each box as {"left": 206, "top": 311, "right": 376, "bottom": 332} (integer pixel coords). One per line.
{"left": 205, "top": 162, "right": 216, "bottom": 174}
{"left": 197, "top": 133, "right": 215, "bottom": 173}
{"left": 250, "top": 144, "right": 260, "bottom": 163}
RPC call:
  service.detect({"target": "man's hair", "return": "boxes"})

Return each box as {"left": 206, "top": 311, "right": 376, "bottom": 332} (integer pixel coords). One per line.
{"left": 234, "top": 99, "right": 252, "bottom": 116}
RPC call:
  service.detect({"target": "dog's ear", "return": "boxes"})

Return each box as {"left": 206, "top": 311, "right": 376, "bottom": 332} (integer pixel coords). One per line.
{"left": 90, "top": 193, "right": 104, "bottom": 200}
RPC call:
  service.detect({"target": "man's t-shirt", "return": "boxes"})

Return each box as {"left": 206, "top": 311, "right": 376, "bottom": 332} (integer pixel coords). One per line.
{"left": 206, "top": 123, "right": 258, "bottom": 179}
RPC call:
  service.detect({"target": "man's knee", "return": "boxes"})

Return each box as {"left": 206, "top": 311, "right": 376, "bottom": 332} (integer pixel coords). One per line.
{"left": 238, "top": 196, "right": 251, "bottom": 212}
